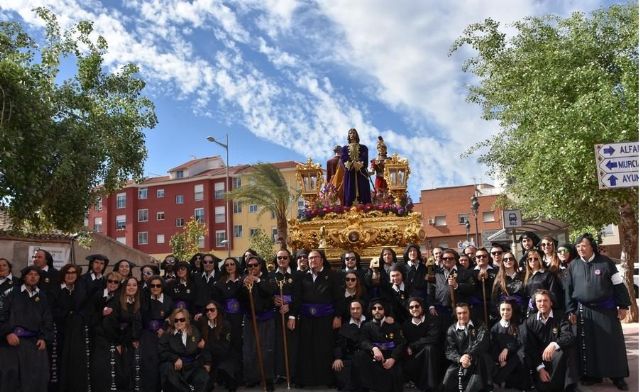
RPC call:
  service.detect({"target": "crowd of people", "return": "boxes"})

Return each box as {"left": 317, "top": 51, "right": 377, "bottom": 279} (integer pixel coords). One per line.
{"left": 0, "top": 231, "right": 631, "bottom": 392}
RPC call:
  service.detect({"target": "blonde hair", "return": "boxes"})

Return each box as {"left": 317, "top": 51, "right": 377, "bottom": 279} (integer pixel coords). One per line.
{"left": 169, "top": 308, "right": 193, "bottom": 336}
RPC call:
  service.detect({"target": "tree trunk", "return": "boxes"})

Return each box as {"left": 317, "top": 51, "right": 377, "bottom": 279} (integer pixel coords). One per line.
{"left": 277, "top": 214, "right": 288, "bottom": 251}
{"left": 619, "top": 203, "right": 638, "bottom": 323}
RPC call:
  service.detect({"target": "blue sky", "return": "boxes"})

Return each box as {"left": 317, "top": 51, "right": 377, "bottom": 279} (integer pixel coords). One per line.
{"left": 1, "top": 0, "right": 618, "bottom": 200}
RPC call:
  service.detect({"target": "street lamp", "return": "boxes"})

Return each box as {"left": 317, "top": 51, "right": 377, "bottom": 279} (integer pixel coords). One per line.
{"left": 470, "top": 193, "right": 480, "bottom": 246}
{"left": 207, "top": 134, "right": 231, "bottom": 257}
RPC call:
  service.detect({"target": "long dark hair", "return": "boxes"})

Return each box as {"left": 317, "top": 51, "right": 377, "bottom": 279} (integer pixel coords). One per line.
{"left": 200, "top": 300, "right": 224, "bottom": 342}
{"left": 119, "top": 277, "right": 141, "bottom": 313}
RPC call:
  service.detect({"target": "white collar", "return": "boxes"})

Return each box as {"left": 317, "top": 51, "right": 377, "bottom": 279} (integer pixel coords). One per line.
{"left": 208, "top": 320, "right": 217, "bottom": 329}
{"left": 393, "top": 282, "right": 405, "bottom": 292}
{"left": 474, "top": 265, "right": 494, "bottom": 271}
{"left": 0, "top": 274, "right": 12, "bottom": 283}
{"left": 91, "top": 272, "right": 103, "bottom": 280}
{"left": 581, "top": 254, "right": 596, "bottom": 262}
{"left": 126, "top": 296, "right": 135, "bottom": 304}
{"left": 349, "top": 316, "right": 365, "bottom": 326}
{"left": 456, "top": 320, "right": 473, "bottom": 330}
{"left": 60, "top": 283, "right": 74, "bottom": 291}
{"left": 536, "top": 310, "right": 554, "bottom": 322}
{"left": 278, "top": 267, "right": 292, "bottom": 275}
{"left": 152, "top": 293, "right": 164, "bottom": 303}
{"left": 411, "top": 315, "right": 426, "bottom": 326}
{"left": 203, "top": 270, "right": 216, "bottom": 278}
{"left": 21, "top": 284, "right": 40, "bottom": 297}
{"left": 103, "top": 288, "right": 113, "bottom": 298}
{"left": 531, "top": 269, "right": 544, "bottom": 276}
{"left": 407, "top": 260, "right": 419, "bottom": 268}
{"left": 40, "top": 265, "right": 49, "bottom": 272}
{"left": 499, "top": 319, "right": 510, "bottom": 328}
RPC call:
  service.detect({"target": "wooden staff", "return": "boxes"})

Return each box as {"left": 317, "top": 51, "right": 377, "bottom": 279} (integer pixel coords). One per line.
{"left": 277, "top": 278, "right": 292, "bottom": 390}
{"left": 246, "top": 280, "right": 267, "bottom": 392}
{"left": 449, "top": 270, "right": 457, "bottom": 308}
{"left": 481, "top": 275, "right": 488, "bottom": 326}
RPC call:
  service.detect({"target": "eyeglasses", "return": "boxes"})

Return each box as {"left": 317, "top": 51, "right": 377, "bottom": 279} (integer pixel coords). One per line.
{"left": 345, "top": 277, "right": 357, "bottom": 282}
{"left": 297, "top": 255, "right": 307, "bottom": 259}
{"left": 557, "top": 249, "right": 568, "bottom": 254}
{"left": 174, "top": 318, "right": 186, "bottom": 323}
{"left": 143, "top": 271, "right": 153, "bottom": 276}
{"left": 491, "top": 251, "right": 503, "bottom": 255}
{"left": 247, "top": 263, "right": 259, "bottom": 268}
{"left": 372, "top": 306, "right": 384, "bottom": 310}
{"left": 205, "top": 307, "right": 217, "bottom": 313}
{"left": 540, "top": 242, "right": 553, "bottom": 247}
{"left": 345, "top": 257, "right": 356, "bottom": 261}
{"left": 409, "top": 304, "right": 421, "bottom": 309}
{"left": 107, "top": 279, "right": 120, "bottom": 284}
{"left": 277, "top": 256, "right": 289, "bottom": 260}
{"left": 150, "top": 284, "right": 162, "bottom": 288}
{"left": 442, "top": 256, "right": 455, "bottom": 261}
{"left": 202, "top": 260, "right": 215, "bottom": 264}
{"left": 503, "top": 257, "right": 515, "bottom": 262}
{"left": 475, "top": 255, "right": 488, "bottom": 259}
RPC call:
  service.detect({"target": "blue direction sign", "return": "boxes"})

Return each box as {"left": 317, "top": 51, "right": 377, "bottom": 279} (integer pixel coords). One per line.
{"left": 594, "top": 142, "right": 639, "bottom": 189}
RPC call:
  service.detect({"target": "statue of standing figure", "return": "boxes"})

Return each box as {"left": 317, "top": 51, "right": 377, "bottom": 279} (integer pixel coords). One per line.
{"left": 370, "top": 136, "right": 390, "bottom": 199}
{"left": 341, "top": 128, "right": 372, "bottom": 206}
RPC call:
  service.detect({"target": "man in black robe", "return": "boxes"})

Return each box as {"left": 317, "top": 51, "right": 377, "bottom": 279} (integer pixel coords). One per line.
{"left": 442, "top": 302, "right": 490, "bottom": 392}
{"left": 0, "top": 266, "right": 54, "bottom": 392}
{"left": 402, "top": 297, "right": 441, "bottom": 392}
{"left": 332, "top": 299, "right": 366, "bottom": 391}
{"left": 381, "top": 266, "right": 410, "bottom": 324}
{"left": 356, "top": 298, "right": 405, "bottom": 392}
{"left": 194, "top": 253, "right": 221, "bottom": 314}
{"left": 289, "top": 249, "right": 343, "bottom": 387}
{"left": 565, "top": 233, "right": 630, "bottom": 390}
{"left": 523, "top": 289, "right": 577, "bottom": 392}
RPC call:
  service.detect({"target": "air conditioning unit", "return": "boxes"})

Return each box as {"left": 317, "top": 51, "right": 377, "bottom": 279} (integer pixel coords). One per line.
{"left": 428, "top": 218, "right": 435, "bottom": 225}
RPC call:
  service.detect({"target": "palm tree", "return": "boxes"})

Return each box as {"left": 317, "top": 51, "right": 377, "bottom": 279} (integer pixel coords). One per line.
{"left": 226, "top": 163, "right": 297, "bottom": 247}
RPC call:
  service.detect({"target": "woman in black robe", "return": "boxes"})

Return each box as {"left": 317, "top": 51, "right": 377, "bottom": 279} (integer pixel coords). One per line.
{"left": 166, "top": 261, "right": 198, "bottom": 313}
{"left": 212, "top": 257, "right": 244, "bottom": 367}
{"left": 490, "top": 300, "right": 528, "bottom": 390}
{"left": 491, "top": 252, "right": 527, "bottom": 323}
{"left": 523, "top": 249, "right": 562, "bottom": 317}
{"left": 199, "top": 300, "right": 240, "bottom": 391}
{"left": 0, "top": 258, "right": 18, "bottom": 392}
{"left": 140, "top": 275, "right": 174, "bottom": 392}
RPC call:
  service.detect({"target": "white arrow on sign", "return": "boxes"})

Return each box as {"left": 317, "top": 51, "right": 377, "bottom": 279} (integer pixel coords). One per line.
{"left": 596, "top": 142, "right": 639, "bottom": 159}
{"left": 599, "top": 172, "right": 639, "bottom": 189}
{"left": 598, "top": 157, "right": 639, "bottom": 174}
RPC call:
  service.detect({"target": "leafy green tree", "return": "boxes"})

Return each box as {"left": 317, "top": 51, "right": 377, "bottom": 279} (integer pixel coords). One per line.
{"left": 248, "top": 228, "right": 277, "bottom": 266}
{"left": 170, "top": 217, "right": 207, "bottom": 262}
{"left": 0, "top": 8, "right": 157, "bottom": 231}
{"left": 452, "top": 3, "right": 638, "bottom": 319}
{"left": 226, "top": 163, "right": 297, "bottom": 245}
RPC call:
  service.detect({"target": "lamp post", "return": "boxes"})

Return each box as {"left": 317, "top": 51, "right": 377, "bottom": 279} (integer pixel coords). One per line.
{"left": 470, "top": 193, "right": 480, "bottom": 246}
{"left": 207, "top": 134, "right": 231, "bottom": 257}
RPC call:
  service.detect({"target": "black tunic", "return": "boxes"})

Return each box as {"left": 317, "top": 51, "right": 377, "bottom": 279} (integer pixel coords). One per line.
{"left": 402, "top": 315, "right": 441, "bottom": 390}
{"left": 269, "top": 269, "right": 299, "bottom": 382}
{"left": 381, "top": 283, "right": 410, "bottom": 324}
{"left": 140, "top": 294, "right": 174, "bottom": 392}
{"left": 103, "top": 300, "right": 143, "bottom": 392}
{"left": 442, "top": 322, "right": 490, "bottom": 392}
{"left": 89, "top": 290, "right": 118, "bottom": 392}
{"left": 53, "top": 285, "right": 88, "bottom": 392}
{"left": 491, "top": 271, "right": 527, "bottom": 323}
{"left": 356, "top": 319, "right": 405, "bottom": 392}
{"left": 201, "top": 319, "right": 240, "bottom": 391}
{"left": 211, "top": 278, "right": 244, "bottom": 358}
{"left": 565, "top": 255, "right": 630, "bottom": 379}
{"left": 489, "top": 321, "right": 528, "bottom": 389}
{"left": 523, "top": 270, "right": 562, "bottom": 316}
{"left": 194, "top": 271, "right": 220, "bottom": 313}
{"left": 333, "top": 320, "right": 364, "bottom": 391}
{"left": 166, "top": 279, "right": 198, "bottom": 313}
{"left": 470, "top": 268, "right": 496, "bottom": 326}
{"left": 158, "top": 328, "right": 209, "bottom": 392}
{"left": 0, "top": 275, "right": 18, "bottom": 392}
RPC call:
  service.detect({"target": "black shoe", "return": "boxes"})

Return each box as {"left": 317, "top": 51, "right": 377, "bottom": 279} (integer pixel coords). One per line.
{"left": 612, "top": 378, "right": 629, "bottom": 391}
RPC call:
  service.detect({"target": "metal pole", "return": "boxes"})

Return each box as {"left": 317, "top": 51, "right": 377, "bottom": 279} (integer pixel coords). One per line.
{"left": 225, "top": 133, "right": 231, "bottom": 257}
{"left": 474, "top": 214, "right": 479, "bottom": 247}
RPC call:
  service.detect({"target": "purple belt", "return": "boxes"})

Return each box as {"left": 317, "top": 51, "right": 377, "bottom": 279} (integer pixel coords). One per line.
{"left": 146, "top": 319, "right": 163, "bottom": 332}
{"left": 14, "top": 327, "right": 37, "bottom": 338}
{"left": 180, "top": 355, "right": 195, "bottom": 364}
{"left": 224, "top": 298, "right": 242, "bottom": 314}
{"left": 277, "top": 294, "right": 292, "bottom": 304}
{"left": 300, "top": 303, "right": 334, "bottom": 318}
{"left": 581, "top": 297, "right": 616, "bottom": 310}
{"left": 373, "top": 341, "right": 396, "bottom": 350}
{"left": 175, "top": 300, "right": 189, "bottom": 310}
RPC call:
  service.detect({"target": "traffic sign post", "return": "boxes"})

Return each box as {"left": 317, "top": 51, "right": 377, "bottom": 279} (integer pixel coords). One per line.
{"left": 594, "top": 142, "right": 639, "bottom": 189}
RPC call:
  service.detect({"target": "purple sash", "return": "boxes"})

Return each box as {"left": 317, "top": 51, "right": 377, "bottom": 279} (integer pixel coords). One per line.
{"left": 146, "top": 319, "right": 163, "bottom": 333}
{"left": 373, "top": 341, "right": 396, "bottom": 350}
{"left": 300, "top": 303, "right": 334, "bottom": 318}
{"left": 279, "top": 294, "right": 293, "bottom": 304}
{"left": 180, "top": 355, "right": 195, "bottom": 364}
{"left": 14, "top": 326, "right": 37, "bottom": 338}
{"left": 224, "top": 298, "right": 242, "bottom": 314}
{"left": 174, "top": 300, "right": 188, "bottom": 310}
{"left": 581, "top": 297, "right": 616, "bottom": 310}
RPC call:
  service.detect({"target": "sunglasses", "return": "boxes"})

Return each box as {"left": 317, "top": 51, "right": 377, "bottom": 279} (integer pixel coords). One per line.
{"left": 247, "top": 263, "right": 259, "bottom": 268}
{"left": 107, "top": 279, "right": 120, "bottom": 284}
{"left": 372, "top": 306, "right": 384, "bottom": 311}
{"left": 202, "top": 260, "right": 215, "bottom": 264}
{"left": 174, "top": 318, "right": 186, "bottom": 323}
{"left": 475, "top": 255, "right": 488, "bottom": 259}
{"left": 345, "top": 257, "right": 356, "bottom": 261}
{"left": 503, "top": 257, "right": 515, "bottom": 262}
{"left": 409, "top": 304, "right": 421, "bottom": 309}
{"left": 491, "top": 251, "right": 503, "bottom": 255}
{"left": 150, "top": 284, "right": 162, "bottom": 288}
{"left": 557, "top": 249, "right": 568, "bottom": 254}
{"left": 345, "top": 277, "right": 357, "bottom": 282}
{"left": 540, "top": 242, "right": 554, "bottom": 247}
{"left": 277, "top": 256, "right": 289, "bottom": 260}
{"left": 143, "top": 271, "right": 153, "bottom": 276}
{"left": 442, "top": 256, "right": 455, "bottom": 261}
{"left": 205, "top": 307, "right": 217, "bottom": 313}
{"left": 528, "top": 258, "right": 540, "bottom": 262}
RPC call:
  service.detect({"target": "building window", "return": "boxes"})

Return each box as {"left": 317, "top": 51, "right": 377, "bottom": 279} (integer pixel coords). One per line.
{"left": 214, "top": 182, "right": 225, "bottom": 199}
{"left": 249, "top": 228, "right": 259, "bottom": 237}
{"left": 116, "top": 215, "right": 126, "bottom": 230}
{"left": 137, "top": 209, "right": 148, "bottom": 222}
{"left": 156, "top": 211, "right": 165, "bottom": 220}
{"left": 215, "top": 230, "right": 226, "bottom": 247}
{"left": 233, "top": 201, "right": 242, "bottom": 214}
{"left": 93, "top": 217, "right": 102, "bottom": 233}
{"left": 482, "top": 211, "right": 495, "bottom": 223}
{"left": 249, "top": 204, "right": 258, "bottom": 213}
{"left": 138, "top": 232, "right": 148, "bottom": 245}
{"left": 215, "top": 206, "right": 225, "bottom": 223}
{"left": 116, "top": 193, "right": 126, "bottom": 209}
{"left": 194, "top": 208, "right": 205, "bottom": 223}
{"left": 157, "top": 234, "right": 165, "bottom": 244}
{"left": 176, "top": 218, "right": 185, "bottom": 227}
{"left": 194, "top": 184, "right": 204, "bottom": 201}
{"left": 157, "top": 188, "right": 165, "bottom": 198}
{"left": 138, "top": 187, "right": 148, "bottom": 199}
{"left": 233, "top": 225, "right": 243, "bottom": 238}
{"left": 176, "top": 170, "right": 184, "bottom": 179}
{"left": 176, "top": 195, "right": 184, "bottom": 204}
{"left": 95, "top": 197, "right": 103, "bottom": 211}
{"left": 116, "top": 237, "right": 126, "bottom": 245}
{"left": 458, "top": 214, "right": 469, "bottom": 225}
{"left": 434, "top": 215, "right": 446, "bottom": 226}
{"left": 232, "top": 177, "right": 241, "bottom": 189}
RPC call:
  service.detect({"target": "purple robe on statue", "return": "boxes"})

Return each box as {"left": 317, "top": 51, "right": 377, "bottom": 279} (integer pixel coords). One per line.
{"left": 341, "top": 144, "right": 372, "bottom": 206}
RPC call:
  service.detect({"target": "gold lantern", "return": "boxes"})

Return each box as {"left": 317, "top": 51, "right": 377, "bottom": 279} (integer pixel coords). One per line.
{"left": 296, "top": 158, "right": 324, "bottom": 207}
{"left": 383, "top": 154, "right": 410, "bottom": 206}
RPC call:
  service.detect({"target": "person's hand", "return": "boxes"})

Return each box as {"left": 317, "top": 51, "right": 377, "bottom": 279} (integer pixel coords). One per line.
{"left": 372, "top": 347, "right": 384, "bottom": 362}
{"left": 197, "top": 339, "right": 205, "bottom": 349}
{"left": 499, "top": 360, "right": 507, "bottom": 368}
{"left": 332, "top": 316, "right": 341, "bottom": 329}
{"left": 460, "top": 354, "right": 472, "bottom": 368}
{"left": 332, "top": 359, "right": 344, "bottom": 371}
{"left": 448, "top": 276, "right": 457, "bottom": 288}
{"left": 204, "top": 364, "right": 211, "bottom": 373}
{"left": 287, "top": 318, "right": 296, "bottom": 331}
{"left": 542, "top": 343, "right": 556, "bottom": 362}
{"left": 406, "top": 347, "right": 413, "bottom": 356}
{"left": 429, "top": 307, "right": 438, "bottom": 316}
{"left": 157, "top": 328, "right": 165, "bottom": 337}
{"left": 102, "top": 306, "right": 113, "bottom": 316}
{"left": 36, "top": 339, "right": 46, "bottom": 350}
{"left": 568, "top": 313, "right": 577, "bottom": 325}
{"left": 274, "top": 296, "right": 283, "bottom": 307}
{"left": 280, "top": 304, "right": 290, "bottom": 315}
{"left": 618, "top": 308, "right": 628, "bottom": 320}
{"left": 498, "top": 348, "right": 508, "bottom": 363}
{"left": 538, "top": 368, "right": 551, "bottom": 383}
{"left": 382, "top": 358, "right": 396, "bottom": 369}
{"left": 384, "top": 316, "right": 394, "bottom": 324}
{"left": 116, "top": 345, "right": 122, "bottom": 354}
{"left": 132, "top": 341, "right": 140, "bottom": 349}
{"left": 6, "top": 333, "right": 19, "bottom": 346}
{"left": 194, "top": 313, "right": 203, "bottom": 321}
{"left": 174, "top": 358, "right": 183, "bottom": 370}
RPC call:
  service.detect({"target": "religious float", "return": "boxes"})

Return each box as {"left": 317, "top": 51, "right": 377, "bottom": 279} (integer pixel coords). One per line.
{"left": 287, "top": 129, "right": 426, "bottom": 261}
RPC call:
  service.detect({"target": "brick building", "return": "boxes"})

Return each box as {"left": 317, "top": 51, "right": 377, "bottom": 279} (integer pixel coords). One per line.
{"left": 87, "top": 156, "right": 300, "bottom": 260}
{"left": 414, "top": 183, "right": 504, "bottom": 253}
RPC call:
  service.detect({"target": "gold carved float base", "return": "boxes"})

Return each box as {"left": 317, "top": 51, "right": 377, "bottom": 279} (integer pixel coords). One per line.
{"left": 287, "top": 207, "right": 426, "bottom": 261}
